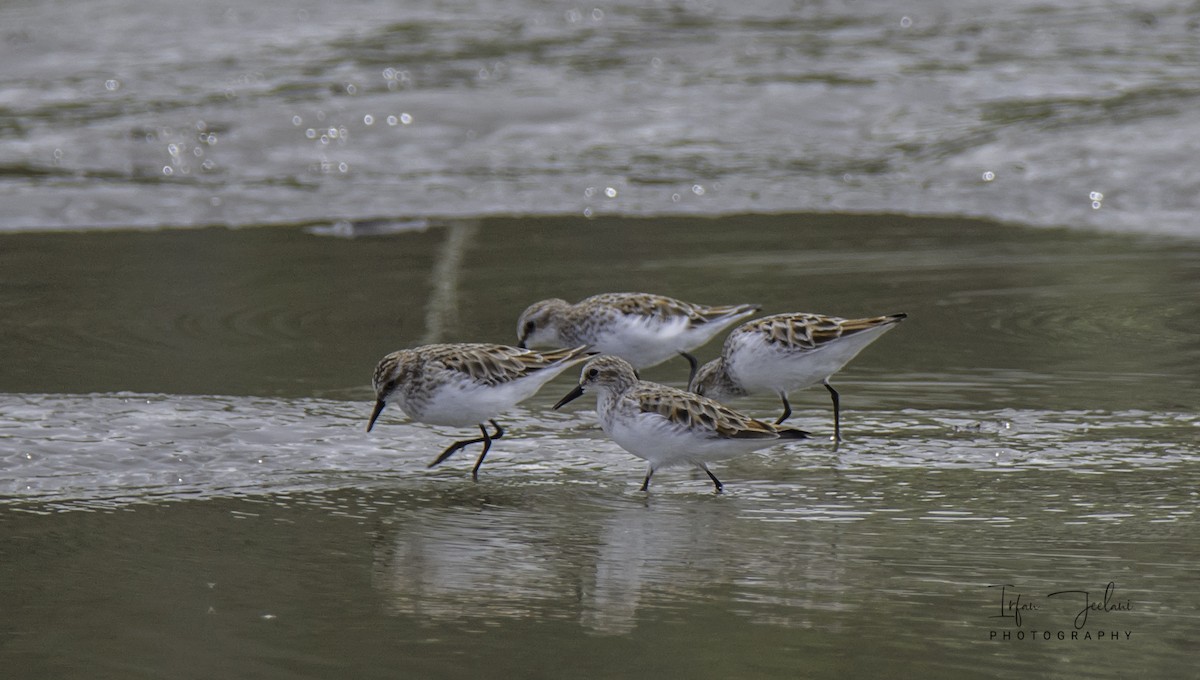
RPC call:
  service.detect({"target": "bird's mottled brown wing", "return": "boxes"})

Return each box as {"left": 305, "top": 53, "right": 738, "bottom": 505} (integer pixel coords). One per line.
{"left": 432, "top": 343, "right": 587, "bottom": 386}
{"left": 634, "top": 385, "right": 780, "bottom": 439}
{"left": 742, "top": 312, "right": 905, "bottom": 350}
{"left": 588, "top": 292, "right": 758, "bottom": 328}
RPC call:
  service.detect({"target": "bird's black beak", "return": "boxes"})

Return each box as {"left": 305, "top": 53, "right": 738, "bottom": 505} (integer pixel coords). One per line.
{"left": 367, "top": 399, "right": 386, "bottom": 432}
{"left": 517, "top": 339, "right": 527, "bottom": 349}
{"left": 553, "top": 384, "right": 585, "bottom": 410}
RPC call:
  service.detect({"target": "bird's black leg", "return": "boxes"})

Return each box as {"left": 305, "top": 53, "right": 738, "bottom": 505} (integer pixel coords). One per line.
{"left": 698, "top": 463, "right": 724, "bottom": 493}
{"left": 428, "top": 419, "right": 506, "bottom": 470}
{"left": 487, "top": 419, "right": 505, "bottom": 441}
{"left": 640, "top": 465, "right": 654, "bottom": 492}
{"left": 774, "top": 394, "right": 792, "bottom": 425}
{"left": 679, "top": 351, "right": 699, "bottom": 386}
{"left": 470, "top": 420, "right": 506, "bottom": 480}
{"left": 429, "top": 435, "right": 484, "bottom": 468}
{"left": 824, "top": 380, "right": 841, "bottom": 443}
{"left": 470, "top": 425, "right": 492, "bottom": 481}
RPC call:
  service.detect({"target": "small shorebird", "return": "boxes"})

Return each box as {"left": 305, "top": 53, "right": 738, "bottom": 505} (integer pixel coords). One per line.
{"left": 368, "top": 343, "right": 590, "bottom": 478}
{"left": 554, "top": 355, "right": 808, "bottom": 492}
{"left": 516, "top": 292, "right": 759, "bottom": 383}
{"left": 689, "top": 312, "right": 907, "bottom": 442}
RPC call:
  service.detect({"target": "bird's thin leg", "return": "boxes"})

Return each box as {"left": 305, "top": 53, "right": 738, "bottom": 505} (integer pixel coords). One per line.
{"left": 429, "top": 434, "right": 485, "bottom": 468}
{"left": 640, "top": 464, "right": 655, "bottom": 492}
{"left": 487, "top": 419, "right": 505, "bottom": 441}
{"left": 468, "top": 419, "right": 506, "bottom": 479}
{"left": 679, "top": 351, "right": 699, "bottom": 386}
{"left": 824, "top": 380, "right": 841, "bottom": 443}
{"left": 698, "top": 462, "right": 724, "bottom": 493}
{"left": 774, "top": 393, "right": 792, "bottom": 425}
{"left": 470, "top": 423, "right": 495, "bottom": 480}
{"left": 429, "top": 420, "right": 505, "bottom": 472}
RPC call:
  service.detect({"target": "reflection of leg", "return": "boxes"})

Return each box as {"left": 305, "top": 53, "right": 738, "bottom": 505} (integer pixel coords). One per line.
{"left": 640, "top": 463, "right": 655, "bottom": 492}
{"left": 471, "top": 420, "right": 505, "bottom": 480}
{"left": 679, "top": 351, "right": 699, "bottom": 386}
{"left": 824, "top": 380, "right": 841, "bottom": 442}
{"left": 774, "top": 393, "right": 792, "bottom": 425}
{"left": 698, "top": 462, "right": 724, "bottom": 493}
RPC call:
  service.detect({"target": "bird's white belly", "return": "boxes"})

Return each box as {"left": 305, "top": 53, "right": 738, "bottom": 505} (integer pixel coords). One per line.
{"left": 591, "top": 318, "right": 696, "bottom": 369}
{"left": 730, "top": 328, "right": 891, "bottom": 394}
{"left": 401, "top": 381, "right": 523, "bottom": 427}
{"left": 730, "top": 347, "right": 829, "bottom": 393}
{"left": 602, "top": 408, "right": 772, "bottom": 468}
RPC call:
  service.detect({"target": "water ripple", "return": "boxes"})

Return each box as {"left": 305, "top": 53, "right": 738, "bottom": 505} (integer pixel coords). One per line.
{"left": 4, "top": 0, "right": 1200, "bottom": 235}
{"left": 1, "top": 393, "right": 1195, "bottom": 511}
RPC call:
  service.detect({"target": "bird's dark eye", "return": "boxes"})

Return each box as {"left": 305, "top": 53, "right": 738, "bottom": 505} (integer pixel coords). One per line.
{"left": 586, "top": 368, "right": 599, "bottom": 379}
{"left": 524, "top": 321, "right": 536, "bottom": 335}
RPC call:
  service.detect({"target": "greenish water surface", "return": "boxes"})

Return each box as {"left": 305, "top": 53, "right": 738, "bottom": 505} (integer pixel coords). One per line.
{"left": 2, "top": 214, "right": 1198, "bottom": 678}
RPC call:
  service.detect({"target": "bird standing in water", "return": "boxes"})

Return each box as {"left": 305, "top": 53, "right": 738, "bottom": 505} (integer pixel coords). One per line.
{"left": 690, "top": 312, "right": 907, "bottom": 442}
{"left": 555, "top": 355, "right": 808, "bottom": 493}
{"left": 368, "top": 343, "right": 590, "bottom": 478}
{"left": 516, "top": 292, "right": 759, "bottom": 384}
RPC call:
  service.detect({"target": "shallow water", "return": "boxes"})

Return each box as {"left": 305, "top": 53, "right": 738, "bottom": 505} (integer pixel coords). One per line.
{"left": 3, "top": 0, "right": 1200, "bottom": 236}
{"left": 2, "top": 215, "right": 1199, "bottom": 677}
{"left": 4, "top": 0, "right": 1200, "bottom": 673}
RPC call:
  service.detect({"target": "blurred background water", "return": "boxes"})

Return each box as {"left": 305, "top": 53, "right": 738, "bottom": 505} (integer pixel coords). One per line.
{"left": 2, "top": 1, "right": 1199, "bottom": 678}
{"left": 2, "top": 0, "right": 1200, "bottom": 235}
